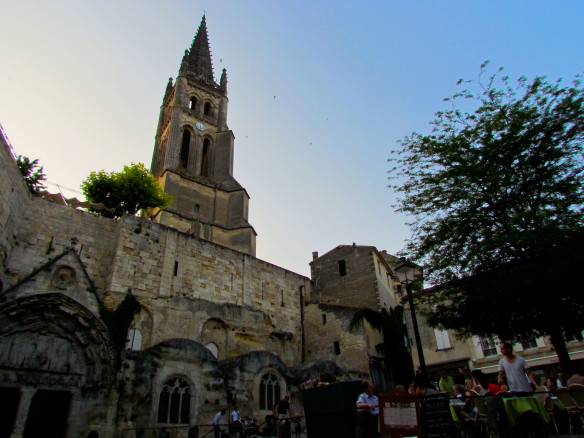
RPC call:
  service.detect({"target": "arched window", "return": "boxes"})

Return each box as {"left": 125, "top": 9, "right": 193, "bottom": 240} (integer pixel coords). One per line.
{"left": 157, "top": 377, "right": 191, "bottom": 424}
{"left": 126, "top": 328, "right": 142, "bottom": 351}
{"left": 189, "top": 97, "right": 197, "bottom": 110}
{"left": 200, "top": 138, "right": 211, "bottom": 177}
{"left": 180, "top": 129, "right": 191, "bottom": 169}
{"left": 206, "top": 342, "right": 218, "bottom": 358}
{"left": 204, "top": 101, "right": 212, "bottom": 116}
{"left": 259, "top": 372, "right": 281, "bottom": 411}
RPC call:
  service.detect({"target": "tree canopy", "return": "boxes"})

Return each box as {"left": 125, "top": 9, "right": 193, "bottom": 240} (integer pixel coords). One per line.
{"left": 16, "top": 155, "right": 46, "bottom": 193}
{"left": 390, "top": 63, "right": 584, "bottom": 372}
{"left": 81, "top": 163, "right": 172, "bottom": 218}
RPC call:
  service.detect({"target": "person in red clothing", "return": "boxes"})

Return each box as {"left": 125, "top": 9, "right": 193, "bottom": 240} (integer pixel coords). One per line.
{"left": 471, "top": 369, "right": 501, "bottom": 395}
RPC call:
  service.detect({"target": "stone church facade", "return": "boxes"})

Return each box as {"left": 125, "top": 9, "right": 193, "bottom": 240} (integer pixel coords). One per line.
{"left": 0, "top": 17, "right": 403, "bottom": 438}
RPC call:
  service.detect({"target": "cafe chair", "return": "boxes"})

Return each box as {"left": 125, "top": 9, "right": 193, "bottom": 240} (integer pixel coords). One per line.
{"left": 556, "top": 388, "right": 582, "bottom": 434}
{"left": 474, "top": 395, "right": 508, "bottom": 438}
{"left": 569, "top": 384, "right": 584, "bottom": 410}
{"left": 533, "top": 390, "right": 559, "bottom": 437}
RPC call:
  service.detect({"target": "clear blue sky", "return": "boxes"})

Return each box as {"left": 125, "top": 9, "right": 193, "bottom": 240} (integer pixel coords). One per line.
{"left": 1, "top": 1, "right": 583, "bottom": 276}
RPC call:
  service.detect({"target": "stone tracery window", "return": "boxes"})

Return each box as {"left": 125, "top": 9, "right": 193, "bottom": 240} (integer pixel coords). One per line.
{"left": 259, "top": 371, "right": 281, "bottom": 411}
{"left": 157, "top": 377, "right": 191, "bottom": 424}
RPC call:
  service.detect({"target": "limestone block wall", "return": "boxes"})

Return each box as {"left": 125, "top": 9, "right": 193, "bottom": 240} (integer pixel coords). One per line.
{"left": 155, "top": 171, "right": 256, "bottom": 255}
{"left": 373, "top": 253, "right": 399, "bottom": 310}
{"left": 310, "top": 246, "right": 379, "bottom": 309}
{"left": 0, "top": 137, "right": 31, "bottom": 278}
{"left": 303, "top": 303, "right": 381, "bottom": 374}
{"left": 3, "top": 197, "right": 120, "bottom": 293}
{"left": 107, "top": 216, "right": 310, "bottom": 365}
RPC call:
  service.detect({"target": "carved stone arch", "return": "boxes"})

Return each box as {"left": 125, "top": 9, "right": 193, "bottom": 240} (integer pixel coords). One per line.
{"left": 0, "top": 293, "right": 116, "bottom": 434}
{"left": 201, "top": 318, "right": 228, "bottom": 359}
{"left": 0, "top": 293, "right": 115, "bottom": 388}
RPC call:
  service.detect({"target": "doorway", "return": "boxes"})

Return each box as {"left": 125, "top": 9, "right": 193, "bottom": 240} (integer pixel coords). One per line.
{"left": 23, "top": 390, "right": 72, "bottom": 438}
{"left": 0, "top": 387, "right": 21, "bottom": 438}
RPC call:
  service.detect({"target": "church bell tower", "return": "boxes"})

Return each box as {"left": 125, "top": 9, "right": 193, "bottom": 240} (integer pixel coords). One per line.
{"left": 150, "top": 16, "right": 256, "bottom": 256}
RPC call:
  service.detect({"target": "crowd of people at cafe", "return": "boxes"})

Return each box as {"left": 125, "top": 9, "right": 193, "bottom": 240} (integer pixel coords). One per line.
{"left": 355, "top": 341, "right": 584, "bottom": 437}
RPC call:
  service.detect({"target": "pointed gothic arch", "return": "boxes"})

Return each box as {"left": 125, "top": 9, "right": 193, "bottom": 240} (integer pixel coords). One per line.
{"left": 255, "top": 369, "right": 285, "bottom": 412}
{"left": 156, "top": 375, "right": 192, "bottom": 425}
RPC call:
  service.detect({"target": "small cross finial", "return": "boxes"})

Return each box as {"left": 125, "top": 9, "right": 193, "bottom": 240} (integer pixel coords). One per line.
{"left": 203, "top": 9, "right": 207, "bottom": 16}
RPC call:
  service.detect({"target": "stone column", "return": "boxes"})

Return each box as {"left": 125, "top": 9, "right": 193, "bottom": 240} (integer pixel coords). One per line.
{"left": 10, "top": 386, "right": 36, "bottom": 438}
{"left": 65, "top": 390, "right": 82, "bottom": 438}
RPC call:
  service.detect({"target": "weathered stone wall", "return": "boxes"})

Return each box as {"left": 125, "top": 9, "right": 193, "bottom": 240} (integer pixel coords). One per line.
{"left": 373, "top": 252, "right": 399, "bottom": 310}
{"left": 303, "top": 303, "right": 382, "bottom": 374}
{"left": 0, "top": 136, "right": 31, "bottom": 282}
{"left": 310, "top": 246, "right": 379, "bottom": 309}
{"left": 4, "top": 196, "right": 120, "bottom": 293}
{"left": 106, "top": 216, "right": 308, "bottom": 365}
{"left": 121, "top": 340, "right": 225, "bottom": 430}
{"left": 2, "top": 176, "right": 307, "bottom": 366}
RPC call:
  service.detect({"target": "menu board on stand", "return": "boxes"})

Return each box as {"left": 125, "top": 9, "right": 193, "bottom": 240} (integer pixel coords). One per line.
{"left": 379, "top": 391, "right": 455, "bottom": 438}
{"left": 379, "top": 391, "right": 422, "bottom": 437}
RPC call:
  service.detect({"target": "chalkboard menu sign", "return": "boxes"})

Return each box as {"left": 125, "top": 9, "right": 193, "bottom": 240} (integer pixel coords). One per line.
{"left": 420, "top": 394, "right": 455, "bottom": 438}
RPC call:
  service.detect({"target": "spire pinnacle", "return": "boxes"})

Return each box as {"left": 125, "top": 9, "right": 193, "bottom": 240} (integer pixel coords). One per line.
{"left": 220, "top": 68, "right": 228, "bottom": 93}
{"left": 180, "top": 15, "right": 215, "bottom": 84}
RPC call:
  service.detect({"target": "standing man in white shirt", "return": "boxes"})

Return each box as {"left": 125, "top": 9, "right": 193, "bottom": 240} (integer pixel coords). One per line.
{"left": 498, "top": 342, "right": 537, "bottom": 392}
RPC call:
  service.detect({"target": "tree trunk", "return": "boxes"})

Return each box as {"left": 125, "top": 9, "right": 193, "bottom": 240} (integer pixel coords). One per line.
{"left": 548, "top": 327, "right": 572, "bottom": 383}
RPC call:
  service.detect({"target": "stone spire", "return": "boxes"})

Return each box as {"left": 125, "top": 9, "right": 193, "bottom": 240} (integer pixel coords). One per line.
{"left": 180, "top": 15, "right": 215, "bottom": 84}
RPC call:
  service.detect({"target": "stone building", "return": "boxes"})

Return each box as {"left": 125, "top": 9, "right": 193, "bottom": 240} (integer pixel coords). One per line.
{"left": 305, "top": 245, "right": 406, "bottom": 390}
{"left": 0, "top": 17, "right": 404, "bottom": 438}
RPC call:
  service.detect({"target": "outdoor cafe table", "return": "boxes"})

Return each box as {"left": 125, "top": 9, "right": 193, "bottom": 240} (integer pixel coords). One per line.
{"left": 501, "top": 395, "right": 550, "bottom": 427}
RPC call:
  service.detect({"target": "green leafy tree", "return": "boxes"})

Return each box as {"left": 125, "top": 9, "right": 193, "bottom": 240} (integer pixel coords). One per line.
{"left": 81, "top": 163, "right": 172, "bottom": 218}
{"left": 349, "top": 306, "right": 414, "bottom": 388}
{"left": 16, "top": 155, "right": 46, "bottom": 193}
{"left": 390, "top": 62, "right": 584, "bottom": 375}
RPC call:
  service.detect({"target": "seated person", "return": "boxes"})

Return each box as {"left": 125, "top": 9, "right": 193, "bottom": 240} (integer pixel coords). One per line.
{"left": 471, "top": 369, "right": 501, "bottom": 395}
{"left": 414, "top": 375, "right": 438, "bottom": 396}
{"left": 567, "top": 367, "right": 584, "bottom": 386}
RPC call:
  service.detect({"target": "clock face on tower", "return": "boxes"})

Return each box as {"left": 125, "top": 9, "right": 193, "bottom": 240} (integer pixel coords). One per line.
{"left": 195, "top": 122, "right": 206, "bottom": 131}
